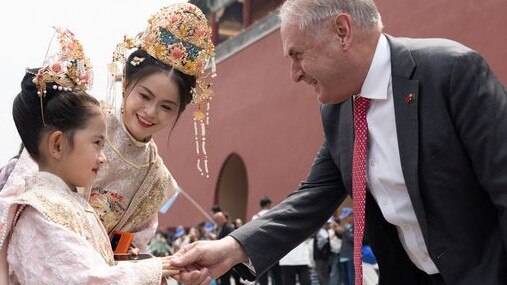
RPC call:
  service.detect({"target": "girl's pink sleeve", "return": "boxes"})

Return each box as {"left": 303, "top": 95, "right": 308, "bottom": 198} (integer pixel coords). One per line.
{"left": 8, "top": 207, "right": 163, "bottom": 285}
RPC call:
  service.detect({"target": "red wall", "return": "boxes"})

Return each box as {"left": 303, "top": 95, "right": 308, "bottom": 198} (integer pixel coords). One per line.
{"left": 156, "top": 0, "right": 507, "bottom": 229}
{"left": 378, "top": 0, "right": 507, "bottom": 83}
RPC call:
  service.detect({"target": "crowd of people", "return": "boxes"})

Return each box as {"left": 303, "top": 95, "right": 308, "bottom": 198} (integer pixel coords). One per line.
{"left": 144, "top": 200, "right": 379, "bottom": 285}
{"left": 145, "top": 206, "right": 243, "bottom": 285}
{"left": 0, "top": 0, "right": 506, "bottom": 284}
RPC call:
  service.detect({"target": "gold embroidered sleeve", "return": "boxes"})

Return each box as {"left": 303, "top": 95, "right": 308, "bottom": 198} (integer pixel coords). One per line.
{"left": 122, "top": 160, "right": 171, "bottom": 232}
{"left": 17, "top": 192, "right": 82, "bottom": 234}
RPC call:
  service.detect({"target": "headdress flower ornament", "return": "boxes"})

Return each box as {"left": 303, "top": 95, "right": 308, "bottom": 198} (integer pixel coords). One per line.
{"left": 107, "top": 3, "right": 216, "bottom": 178}
{"left": 30, "top": 27, "right": 93, "bottom": 125}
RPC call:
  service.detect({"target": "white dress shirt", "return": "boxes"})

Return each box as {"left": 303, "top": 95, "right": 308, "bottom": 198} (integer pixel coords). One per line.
{"left": 359, "top": 34, "right": 438, "bottom": 274}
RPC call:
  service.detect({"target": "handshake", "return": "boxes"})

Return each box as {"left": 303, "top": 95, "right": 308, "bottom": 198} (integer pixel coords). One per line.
{"left": 161, "top": 236, "right": 250, "bottom": 285}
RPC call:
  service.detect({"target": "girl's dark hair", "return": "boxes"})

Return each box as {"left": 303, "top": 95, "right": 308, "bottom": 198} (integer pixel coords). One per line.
{"left": 12, "top": 69, "right": 101, "bottom": 163}
{"left": 124, "top": 49, "right": 196, "bottom": 115}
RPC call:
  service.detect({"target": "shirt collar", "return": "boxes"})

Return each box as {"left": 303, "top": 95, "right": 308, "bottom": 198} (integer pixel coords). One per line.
{"left": 359, "top": 34, "right": 391, "bottom": 101}
{"left": 37, "top": 171, "right": 73, "bottom": 191}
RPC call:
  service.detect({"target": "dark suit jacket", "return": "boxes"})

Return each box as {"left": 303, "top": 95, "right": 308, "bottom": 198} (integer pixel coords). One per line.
{"left": 231, "top": 34, "right": 507, "bottom": 284}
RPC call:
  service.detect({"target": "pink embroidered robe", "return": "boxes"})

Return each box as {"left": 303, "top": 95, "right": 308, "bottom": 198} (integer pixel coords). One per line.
{"left": 0, "top": 171, "right": 163, "bottom": 284}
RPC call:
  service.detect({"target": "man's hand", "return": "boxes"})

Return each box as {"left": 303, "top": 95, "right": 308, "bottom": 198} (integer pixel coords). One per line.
{"left": 170, "top": 236, "right": 249, "bottom": 284}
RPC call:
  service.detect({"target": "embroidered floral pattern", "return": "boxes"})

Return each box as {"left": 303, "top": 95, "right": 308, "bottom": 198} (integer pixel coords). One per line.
{"left": 90, "top": 189, "right": 127, "bottom": 232}
{"left": 141, "top": 4, "right": 214, "bottom": 77}
{"left": 122, "top": 160, "right": 171, "bottom": 233}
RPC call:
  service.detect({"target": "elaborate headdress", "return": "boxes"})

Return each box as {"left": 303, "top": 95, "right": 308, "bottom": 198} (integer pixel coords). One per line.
{"left": 107, "top": 3, "right": 216, "bottom": 178}
{"left": 30, "top": 27, "right": 93, "bottom": 125}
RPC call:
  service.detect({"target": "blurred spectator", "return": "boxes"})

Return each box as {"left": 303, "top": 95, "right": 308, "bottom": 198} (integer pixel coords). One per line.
{"left": 213, "top": 211, "right": 235, "bottom": 285}
{"left": 328, "top": 217, "right": 344, "bottom": 285}
{"left": 313, "top": 219, "right": 334, "bottom": 285}
{"left": 188, "top": 227, "right": 201, "bottom": 243}
{"left": 233, "top": 218, "right": 243, "bottom": 229}
{"left": 171, "top": 225, "right": 188, "bottom": 254}
{"left": 252, "top": 197, "right": 282, "bottom": 285}
{"left": 205, "top": 222, "right": 216, "bottom": 234}
{"left": 362, "top": 245, "right": 378, "bottom": 285}
{"left": 339, "top": 208, "right": 354, "bottom": 285}
{"left": 252, "top": 197, "right": 272, "bottom": 220}
{"left": 231, "top": 218, "right": 244, "bottom": 285}
{"left": 279, "top": 239, "right": 312, "bottom": 285}
{"left": 211, "top": 204, "right": 222, "bottom": 214}
{"left": 147, "top": 232, "right": 172, "bottom": 256}
{"left": 196, "top": 221, "right": 216, "bottom": 241}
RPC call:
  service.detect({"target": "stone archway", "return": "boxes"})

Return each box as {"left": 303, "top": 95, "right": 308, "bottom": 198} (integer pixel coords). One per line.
{"left": 216, "top": 153, "right": 248, "bottom": 222}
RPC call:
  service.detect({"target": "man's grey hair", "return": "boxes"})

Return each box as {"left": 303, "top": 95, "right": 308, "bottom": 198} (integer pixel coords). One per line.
{"left": 279, "top": 0, "right": 382, "bottom": 32}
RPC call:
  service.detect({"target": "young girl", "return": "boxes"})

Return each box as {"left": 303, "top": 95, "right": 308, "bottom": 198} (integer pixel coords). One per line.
{"left": 89, "top": 2, "right": 215, "bottom": 251}
{"left": 0, "top": 28, "right": 175, "bottom": 284}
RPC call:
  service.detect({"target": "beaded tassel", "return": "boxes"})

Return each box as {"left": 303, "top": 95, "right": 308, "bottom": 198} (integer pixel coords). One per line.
{"left": 193, "top": 101, "right": 211, "bottom": 178}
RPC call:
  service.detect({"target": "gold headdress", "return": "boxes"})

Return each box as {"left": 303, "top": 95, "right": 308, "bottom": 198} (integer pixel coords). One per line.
{"left": 108, "top": 3, "right": 216, "bottom": 178}
{"left": 31, "top": 27, "right": 93, "bottom": 125}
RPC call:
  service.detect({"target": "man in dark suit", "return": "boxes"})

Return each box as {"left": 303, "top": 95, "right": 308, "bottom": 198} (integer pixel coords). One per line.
{"left": 170, "top": 0, "right": 507, "bottom": 284}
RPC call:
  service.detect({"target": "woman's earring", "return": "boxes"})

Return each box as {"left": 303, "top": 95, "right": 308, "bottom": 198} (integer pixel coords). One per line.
{"left": 121, "top": 105, "right": 125, "bottom": 114}
{"left": 54, "top": 152, "right": 61, "bottom": 160}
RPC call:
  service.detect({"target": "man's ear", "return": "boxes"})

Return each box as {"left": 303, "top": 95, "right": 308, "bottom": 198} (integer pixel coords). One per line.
{"left": 47, "top": 130, "right": 64, "bottom": 160}
{"left": 332, "top": 13, "right": 353, "bottom": 49}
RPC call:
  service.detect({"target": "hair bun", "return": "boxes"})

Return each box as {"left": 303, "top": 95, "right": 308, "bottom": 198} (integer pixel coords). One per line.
{"left": 20, "top": 70, "right": 39, "bottom": 95}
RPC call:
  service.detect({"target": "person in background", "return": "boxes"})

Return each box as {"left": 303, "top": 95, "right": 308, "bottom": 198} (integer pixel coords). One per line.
{"left": 329, "top": 218, "right": 343, "bottom": 285}
{"left": 313, "top": 219, "right": 333, "bottom": 285}
{"left": 361, "top": 244, "right": 378, "bottom": 285}
{"left": 171, "top": 225, "right": 188, "bottom": 254}
{"left": 212, "top": 211, "right": 235, "bottom": 285}
{"left": 338, "top": 208, "right": 354, "bottom": 285}
{"left": 231, "top": 218, "right": 244, "bottom": 285}
{"left": 252, "top": 196, "right": 272, "bottom": 220}
{"left": 279, "top": 239, "right": 312, "bottom": 285}
{"left": 211, "top": 204, "right": 222, "bottom": 214}
{"left": 233, "top": 218, "right": 243, "bottom": 229}
{"left": 252, "top": 197, "right": 283, "bottom": 285}
{"left": 148, "top": 231, "right": 173, "bottom": 257}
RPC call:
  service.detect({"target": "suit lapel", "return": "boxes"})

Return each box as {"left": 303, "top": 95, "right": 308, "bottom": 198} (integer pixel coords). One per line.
{"left": 338, "top": 99, "right": 354, "bottom": 194}
{"left": 387, "top": 35, "right": 428, "bottom": 240}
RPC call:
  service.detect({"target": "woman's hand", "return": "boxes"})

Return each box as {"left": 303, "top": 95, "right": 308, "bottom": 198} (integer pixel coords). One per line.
{"left": 161, "top": 256, "right": 181, "bottom": 278}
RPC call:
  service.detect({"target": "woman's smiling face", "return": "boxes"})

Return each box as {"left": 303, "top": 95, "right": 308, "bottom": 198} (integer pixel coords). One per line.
{"left": 122, "top": 71, "right": 181, "bottom": 142}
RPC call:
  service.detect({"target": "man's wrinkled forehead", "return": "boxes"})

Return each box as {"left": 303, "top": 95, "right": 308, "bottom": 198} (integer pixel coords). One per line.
{"left": 280, "top": 21, "right": 301, "bottom": 56}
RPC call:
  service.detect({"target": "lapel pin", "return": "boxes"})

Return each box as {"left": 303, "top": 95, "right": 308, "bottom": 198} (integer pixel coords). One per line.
{"left": 406, "top": 93, "right": 415, "bottom": 104}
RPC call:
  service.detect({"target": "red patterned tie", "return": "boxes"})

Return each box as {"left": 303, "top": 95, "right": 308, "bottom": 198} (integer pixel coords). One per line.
{"left": 352, "top": 96, "right": 370, "bottom": 285}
